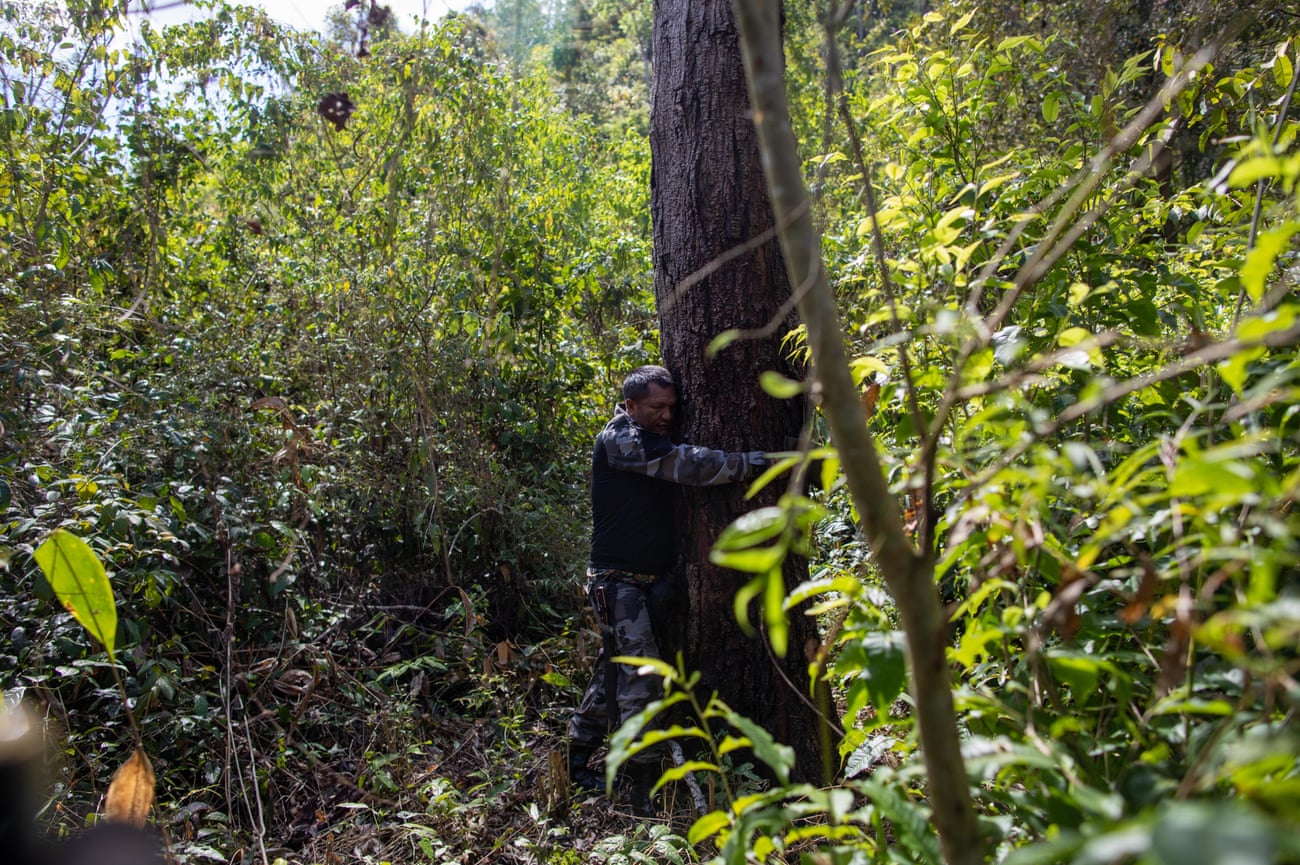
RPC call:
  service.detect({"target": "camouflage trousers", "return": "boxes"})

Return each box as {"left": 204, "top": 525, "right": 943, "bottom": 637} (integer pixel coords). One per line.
{"left": 567, "top": 571, "right": 674, "bottom": 765}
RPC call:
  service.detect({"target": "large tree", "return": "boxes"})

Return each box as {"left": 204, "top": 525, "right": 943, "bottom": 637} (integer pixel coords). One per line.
{"left": 649, "top": 0, "right": 832, "bottom": 781}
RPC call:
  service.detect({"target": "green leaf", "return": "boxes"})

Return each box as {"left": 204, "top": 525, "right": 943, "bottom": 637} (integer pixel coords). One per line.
{"left": 539, "top": 671, "right": 570, "bottom": 688}
{"left": 764, "top": 567, "right": 789, "bottom": 657}
{"left": 707, "top": 329, "right": 742, "bottom": 357}
{"left": 1240, "top": 224, "right": 1300, "bottom": 302}
{"left": 758, "top": 370, "right": 803, "bottom": 399}
{"left": 34, "top": 529, "right": 117, "bottom": 661}
{"left": 717, "top": 733, "right": 751, "bottom": 755}
{"left": 659, "top": 761, "right": 718, "bottom": 786}
{"left": 688, "top": 810, "right": 731, "bottom": 844}
{"left": 856, "top": 779, "right": 942, "bottom": 865}
{"left": 717, "top": 703, "right": 795, "bottom": 784}
{"left": 711, "top": 545, "right": 785, "bottom": 573}
{"left": 638, "top": 725, "right": 710, "bottom": 747}
{"left": 1042, "top": 92, "right": 1060, "bottom": 123}
{"left": 1274, "top": 51, "right": 1294, "bottom": 89}
{"left": 1152, "top": 801, "right": 1276, "bottom": 865}
{"left": 948, "top": 9, "right": 974, "bottom": 35}
{"left": 1169, "top": 456, "right": 1256, "bottom": 499}
{"left": 715, "top": 506, "right": 788, "bottom": 549}
{"left": 1046, "top": 652, "right": 1106, "bottom": 703}
{"left": 1228, "top": 156, "right": 1283, "bottom": 187}
{"left": 843, "top": 631, "right": 907, "bottom": 713}
{"left": 606, "top": 691, "right": 690, "bottom": 784}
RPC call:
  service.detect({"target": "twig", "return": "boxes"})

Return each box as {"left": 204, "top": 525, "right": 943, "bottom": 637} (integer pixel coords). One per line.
{"left": 668, "top": 741, "right": 708, "bottom": 814}
{"left": 660, "top": 198, "right": 809, "bottom": 316}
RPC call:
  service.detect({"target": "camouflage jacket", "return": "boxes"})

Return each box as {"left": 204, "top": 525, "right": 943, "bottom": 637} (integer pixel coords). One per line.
{"left": 589, "top": 406, "right": 766, "bottom": 575}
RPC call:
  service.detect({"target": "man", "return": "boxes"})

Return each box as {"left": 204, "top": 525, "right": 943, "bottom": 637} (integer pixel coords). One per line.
{"left": 567, "top": 365, "right": 768, "bottom": 816}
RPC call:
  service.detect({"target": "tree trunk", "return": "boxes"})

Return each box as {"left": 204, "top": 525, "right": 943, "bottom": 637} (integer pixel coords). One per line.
{"left": 650, "top": 0, "right": 832, "bottom": 783}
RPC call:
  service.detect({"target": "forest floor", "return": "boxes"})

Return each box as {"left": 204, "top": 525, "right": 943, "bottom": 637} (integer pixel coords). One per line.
{"left": 281, "top": 709, "right": 695, "bottom": 865}
{"left": 152, "top": 589, "right": 704, "bottom": 865}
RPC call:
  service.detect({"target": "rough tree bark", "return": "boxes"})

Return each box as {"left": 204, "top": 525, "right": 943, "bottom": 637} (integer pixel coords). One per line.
{"left": 649, "top": 0, "right": 833, "bottom": 782}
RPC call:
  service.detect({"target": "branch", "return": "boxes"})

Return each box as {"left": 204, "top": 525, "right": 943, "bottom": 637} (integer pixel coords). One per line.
{"left": 731, "top": 3, "right": 983, "bottom": 864}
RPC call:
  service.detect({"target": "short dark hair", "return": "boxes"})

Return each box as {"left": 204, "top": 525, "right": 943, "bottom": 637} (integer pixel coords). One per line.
{"left": 623, "top": 365, "right": 675, "bottom": 401}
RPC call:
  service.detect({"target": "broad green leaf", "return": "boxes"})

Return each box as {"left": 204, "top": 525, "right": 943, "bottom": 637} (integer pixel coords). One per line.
{"left": 855, "top": 779, "right": 942, "bottom": 865}
{"left": 1240, "top": 224, "right": 1300, "bottom": 302}
{"left": 1228, "top": 156, "right": 1283, "bottom": 187}
{"left": 714, "top": 506, "right": 787, "bottom": 550}
{"left": 1058, "top": 326, "right": 1092, "bottom": 346}
{"left": 1042, "top": 92, "right": 1060, "bottom": 122}
{"left": 1046, "top": 652, "right": 1106, "bottom": 702}
{"left": 1169, "top": 456, "right": 1256, "bottom": 498}
{"left": 1274, "top": 51, "right": 1294, "bottom": 89}
{"left": 689, "top": 810, "right": 731, "bottom": 844}
{"left": 34, "top": 529, "right": 117, "bottom": 661}
{"left": 1152, "top": 801, "right": 1276, "bottom": 865}
{"left": 720, "top": 708, "right": 794, "bottom": 785}
{"left": 861, "top": 631, "right": 907, "bottom": 712}
{"left": 1217, "top": 348, "right": 1263, "bottom": 395}
{"left": 710, "top": 545, "right": 785, "bottom": 574}
{"left": 949, "top": 9, "right": 974, "bottom": 35}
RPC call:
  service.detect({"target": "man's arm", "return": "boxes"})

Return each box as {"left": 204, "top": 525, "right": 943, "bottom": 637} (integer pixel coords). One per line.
{"left": 605, "top": 423, "right": 765, "bottom": 486}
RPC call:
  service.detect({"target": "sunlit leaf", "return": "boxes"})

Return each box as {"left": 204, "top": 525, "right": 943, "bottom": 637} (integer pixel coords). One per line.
{"left": 758, "top": 370, "right": 803, "bottom": 399}
{"left": 1240, "top": 224, "right": 1300, "bottom": 302}
{"left": 688, "top": 810, "right": 731, "bottom": 844}
{"left": 33, "top": 529, "right": 117, "bottom": 661}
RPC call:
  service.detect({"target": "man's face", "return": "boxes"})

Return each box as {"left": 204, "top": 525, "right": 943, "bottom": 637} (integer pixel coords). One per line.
{"left": 626, "top": 382, "right": 676, "bottom": 436}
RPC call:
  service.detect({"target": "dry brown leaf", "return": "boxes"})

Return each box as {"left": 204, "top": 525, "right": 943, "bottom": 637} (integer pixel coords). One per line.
{"left": 861, "top": 381, "right": 880, "bottom": 419}
{"left": 104, "top": 747, "right": 155, "bottom": 828}
{"left": 249, "top": 396, "right": 288, "bottom": 413}
{"left": 1120, "top": 554, "right": 1160, "bottom": 624}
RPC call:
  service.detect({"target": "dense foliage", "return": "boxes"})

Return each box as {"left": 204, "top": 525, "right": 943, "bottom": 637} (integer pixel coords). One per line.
{"left": 668, "top": 5, "right": 1300, "bottom": 863}
{"left": 1, "top": 0, "right": 651, "bottom": 857}
{"left": 2, "top": 0, "right": 1297, "bottom": 863}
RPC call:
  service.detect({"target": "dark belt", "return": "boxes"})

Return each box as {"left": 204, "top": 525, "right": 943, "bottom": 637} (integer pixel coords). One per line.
{"left": 587, "top": 567, "right": 662, "bottom": 585}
